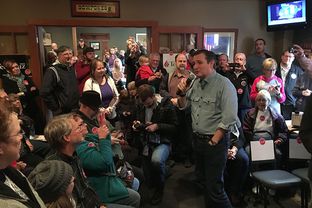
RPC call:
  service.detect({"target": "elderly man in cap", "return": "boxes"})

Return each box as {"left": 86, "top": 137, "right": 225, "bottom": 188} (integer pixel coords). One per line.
{"left": 77, "top": 90, "right": 130, "bottom": 165}
{"left": 77, "top": 90, "right": 131, "bottom": 163}
{"left": 76, "top": 90, "right": 103, "bottom": 132}
{"left": 74, "top": 90, "right": 141, "bottom": 207}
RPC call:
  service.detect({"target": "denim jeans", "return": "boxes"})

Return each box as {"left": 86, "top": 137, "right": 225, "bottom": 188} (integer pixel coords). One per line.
{"left": 131, "top": 177, "right": 140, "bottom": 191}
{"left": 193, "top": 135, "right": 232, "bottom": 208}
{"left": 225, "top": 148, "right": 249, "bottom": 194}
{"left": 143, "top": 143, "right": 170, "bottom": 189}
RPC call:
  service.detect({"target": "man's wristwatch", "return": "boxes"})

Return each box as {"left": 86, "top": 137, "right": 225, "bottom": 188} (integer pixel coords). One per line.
{"left": 178, "top": 92, "right": 186, "bottom": 97}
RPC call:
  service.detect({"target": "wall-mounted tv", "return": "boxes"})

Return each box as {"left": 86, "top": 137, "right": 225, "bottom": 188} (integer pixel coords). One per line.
{"left": 266, "top": 0, "right": 308, "bottom": 31}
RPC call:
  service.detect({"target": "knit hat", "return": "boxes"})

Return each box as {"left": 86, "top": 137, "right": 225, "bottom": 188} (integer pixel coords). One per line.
{"left": 80, "top": 90, "right": 102, "bottom": 111}
{"left": 28, "top": 160, "right": 73, "bottom": 203}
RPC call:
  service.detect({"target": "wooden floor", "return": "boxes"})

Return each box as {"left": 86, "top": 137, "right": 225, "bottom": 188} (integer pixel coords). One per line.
{"left": 142, "top": 163, "right": 303, "bottom": 208}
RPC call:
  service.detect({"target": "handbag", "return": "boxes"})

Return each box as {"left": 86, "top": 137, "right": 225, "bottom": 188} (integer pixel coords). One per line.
{"left": 115, "top": 159, "right": 134, "bottom": 188}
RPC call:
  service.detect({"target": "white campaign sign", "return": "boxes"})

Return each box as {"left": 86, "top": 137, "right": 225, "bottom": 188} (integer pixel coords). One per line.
{"left": 250, "top": 140, "right": 275, "bottom": 162}
{"left": 162, "top": 53, "right": 178, "bottom": 74}
{"left": 289, "top": 139, "right": 311, "bottom": 159}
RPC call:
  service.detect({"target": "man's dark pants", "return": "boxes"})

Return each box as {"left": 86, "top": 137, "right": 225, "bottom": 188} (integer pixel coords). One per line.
{"left": 193, "top": 134, "right": 232, "bottom": 208}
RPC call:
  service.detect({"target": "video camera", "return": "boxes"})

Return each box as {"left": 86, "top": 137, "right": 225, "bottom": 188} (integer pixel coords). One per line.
{"left": 228, "top": 63, "right": 240, "bottom": 70}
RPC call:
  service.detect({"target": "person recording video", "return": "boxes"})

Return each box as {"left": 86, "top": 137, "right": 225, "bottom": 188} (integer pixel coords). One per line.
{"left": 125, "top": 40, "right": 146, "bottom": 85}
{"left": 224, "top": 52, "right": 252, "bottom": 123}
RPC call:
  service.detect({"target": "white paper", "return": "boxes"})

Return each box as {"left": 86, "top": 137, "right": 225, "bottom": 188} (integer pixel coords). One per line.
{"left": 289, "top": 139, "right": 311, "bottom": 159}
{"left": 291, "top": 112, "right": 303, "bottom": 127}
{"left": 162, "top": 53, "right": 178, "bottom": 74}
{"left": 250, "top": 140, "right": 275, "bottom": 161}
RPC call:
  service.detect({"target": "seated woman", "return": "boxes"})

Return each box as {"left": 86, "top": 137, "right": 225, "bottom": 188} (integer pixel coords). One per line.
{"left": 0, "top": 99, "right": 45, "bottom": 207}
{"left": 243, "top": 89, "right": 288, "bottom": 167}
{"left": 250, "top": 58, "right": 286, "bottom": 114}
{"left": 76, "top": 110, "right": 140, "bottom": 208}
{"left": 83, "top": 59, "right": 119, "bottom": 120}
{"left": 7, "top": 94, "right": 51, "bottom": 175}
{"left": 1, "top": 60, "right": 44, "bottom": 133}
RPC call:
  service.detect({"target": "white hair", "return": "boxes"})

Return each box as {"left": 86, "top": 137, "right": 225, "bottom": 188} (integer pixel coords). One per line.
{"left": 256, "top": 89, "right": 271, "bottom": 103}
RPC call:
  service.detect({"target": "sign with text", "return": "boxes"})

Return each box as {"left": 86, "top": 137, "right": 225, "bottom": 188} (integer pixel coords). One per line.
{"left": 162, "top": 53, "right": 178, "bottom": 74}
{"left": 71, "top": 1, "right": 120, "bottom": 18}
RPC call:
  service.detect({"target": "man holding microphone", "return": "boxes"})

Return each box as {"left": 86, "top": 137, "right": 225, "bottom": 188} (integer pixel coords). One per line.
{"left": 177, "top": 49, "right": 239, "bottom": 208}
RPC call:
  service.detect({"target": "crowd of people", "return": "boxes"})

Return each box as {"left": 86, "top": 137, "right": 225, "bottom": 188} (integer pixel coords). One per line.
{"left": 0, "top": 35, "right": 311, "bottom": 208}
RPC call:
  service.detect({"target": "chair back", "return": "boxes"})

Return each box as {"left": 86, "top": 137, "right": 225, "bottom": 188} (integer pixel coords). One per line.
{"left": 251, "top": 130, "right": 273, "bottom": 141}
{"left": 289, "top": 130, "right": 311, "bottom": 160}
{"left": 248, "top": 131, "right": 281, "bottom": 172}
{"left": 250, "top": 140, "right": 275, "bottom": 162}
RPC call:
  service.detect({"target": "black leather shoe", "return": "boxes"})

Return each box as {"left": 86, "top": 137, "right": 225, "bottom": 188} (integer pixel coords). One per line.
{"left": 184, "top": 159, "right": 193, "bottom": 168}
{"left": 151, "top": 189, "right": 164, "bottom": 205}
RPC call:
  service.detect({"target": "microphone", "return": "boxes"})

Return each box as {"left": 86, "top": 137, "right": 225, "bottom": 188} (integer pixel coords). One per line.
{"left": 176, "top": 73, "right": 196, "bottom": 96}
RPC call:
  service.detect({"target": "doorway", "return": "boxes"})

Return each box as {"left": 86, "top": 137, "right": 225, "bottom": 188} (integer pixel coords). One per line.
{"left": 28, "top": 20, "right": 158, "bottom": 87}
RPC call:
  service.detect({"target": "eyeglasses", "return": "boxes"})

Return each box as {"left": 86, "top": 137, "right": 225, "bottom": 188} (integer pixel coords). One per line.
{"left": 256, "top": 98, "right": 268, "bottom": 102}
{"left": 73, "top": 122, "right": 86, "bottom": 132}
{"left": 235, "top": 58, "right": 245, "bottom": 61}
{"left": 9, "top": 130, "right": 23, "bottom": 139}
{"left": 5, "top": 130, "right": 23, "bottom": 146}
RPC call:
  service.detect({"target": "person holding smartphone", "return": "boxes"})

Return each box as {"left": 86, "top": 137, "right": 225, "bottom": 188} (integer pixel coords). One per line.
{"left": 250, "top": 58, "right": 286, "bottom": 114}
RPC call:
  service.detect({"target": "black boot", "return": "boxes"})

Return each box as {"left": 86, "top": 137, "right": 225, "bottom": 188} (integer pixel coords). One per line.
{"left": 151, "top": 186, "right": 164, "bottom": 205}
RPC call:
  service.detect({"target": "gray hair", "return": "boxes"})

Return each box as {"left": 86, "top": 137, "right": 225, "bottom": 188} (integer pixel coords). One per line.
{"left": 44, "top": 113, "right": 75, "bottom": 150}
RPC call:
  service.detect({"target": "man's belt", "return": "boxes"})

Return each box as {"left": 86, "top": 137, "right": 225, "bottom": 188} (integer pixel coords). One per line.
{"left": 193, "top": 132, "right": 213, "bottom": 140}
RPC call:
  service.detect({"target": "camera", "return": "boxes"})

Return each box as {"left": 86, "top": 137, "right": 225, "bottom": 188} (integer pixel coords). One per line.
{"left": 289, "top": 47, "right": 297, "bottom": 53}
{"left": 133, "top": 122, "right": 148, "bottom": 131}
{"left": 228, "top": 63, "right": 240, "bottom": 68}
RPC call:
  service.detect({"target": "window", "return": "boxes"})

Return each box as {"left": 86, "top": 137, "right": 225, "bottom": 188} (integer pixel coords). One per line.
{"left": 158, "top": 26, "right": 202, "bottom": 53}
{"left": 203, "top": 29, "right": 237, "bottom": 61}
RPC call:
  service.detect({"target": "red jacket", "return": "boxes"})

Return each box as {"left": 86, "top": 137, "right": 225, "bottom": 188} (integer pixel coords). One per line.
{"left": 75, "top": 60, "right": 91, "bottom": 95}
{"left": 136, "top": 65, "right": 154, "bottom": 80}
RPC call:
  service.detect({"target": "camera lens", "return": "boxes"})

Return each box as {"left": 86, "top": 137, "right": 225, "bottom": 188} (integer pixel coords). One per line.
{"left": 289, "top": 48, "right": 296, "bottom": 53}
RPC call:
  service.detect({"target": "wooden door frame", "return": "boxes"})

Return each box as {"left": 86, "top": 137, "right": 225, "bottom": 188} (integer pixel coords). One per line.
{"left": 157, "top": 26, "right": 203, "bottom": 51}
{"left": 27, "top": 19, "right": 158, "bottom": 87}
{"left": 0, "top": 25, "right": 28, "bottom": 55}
